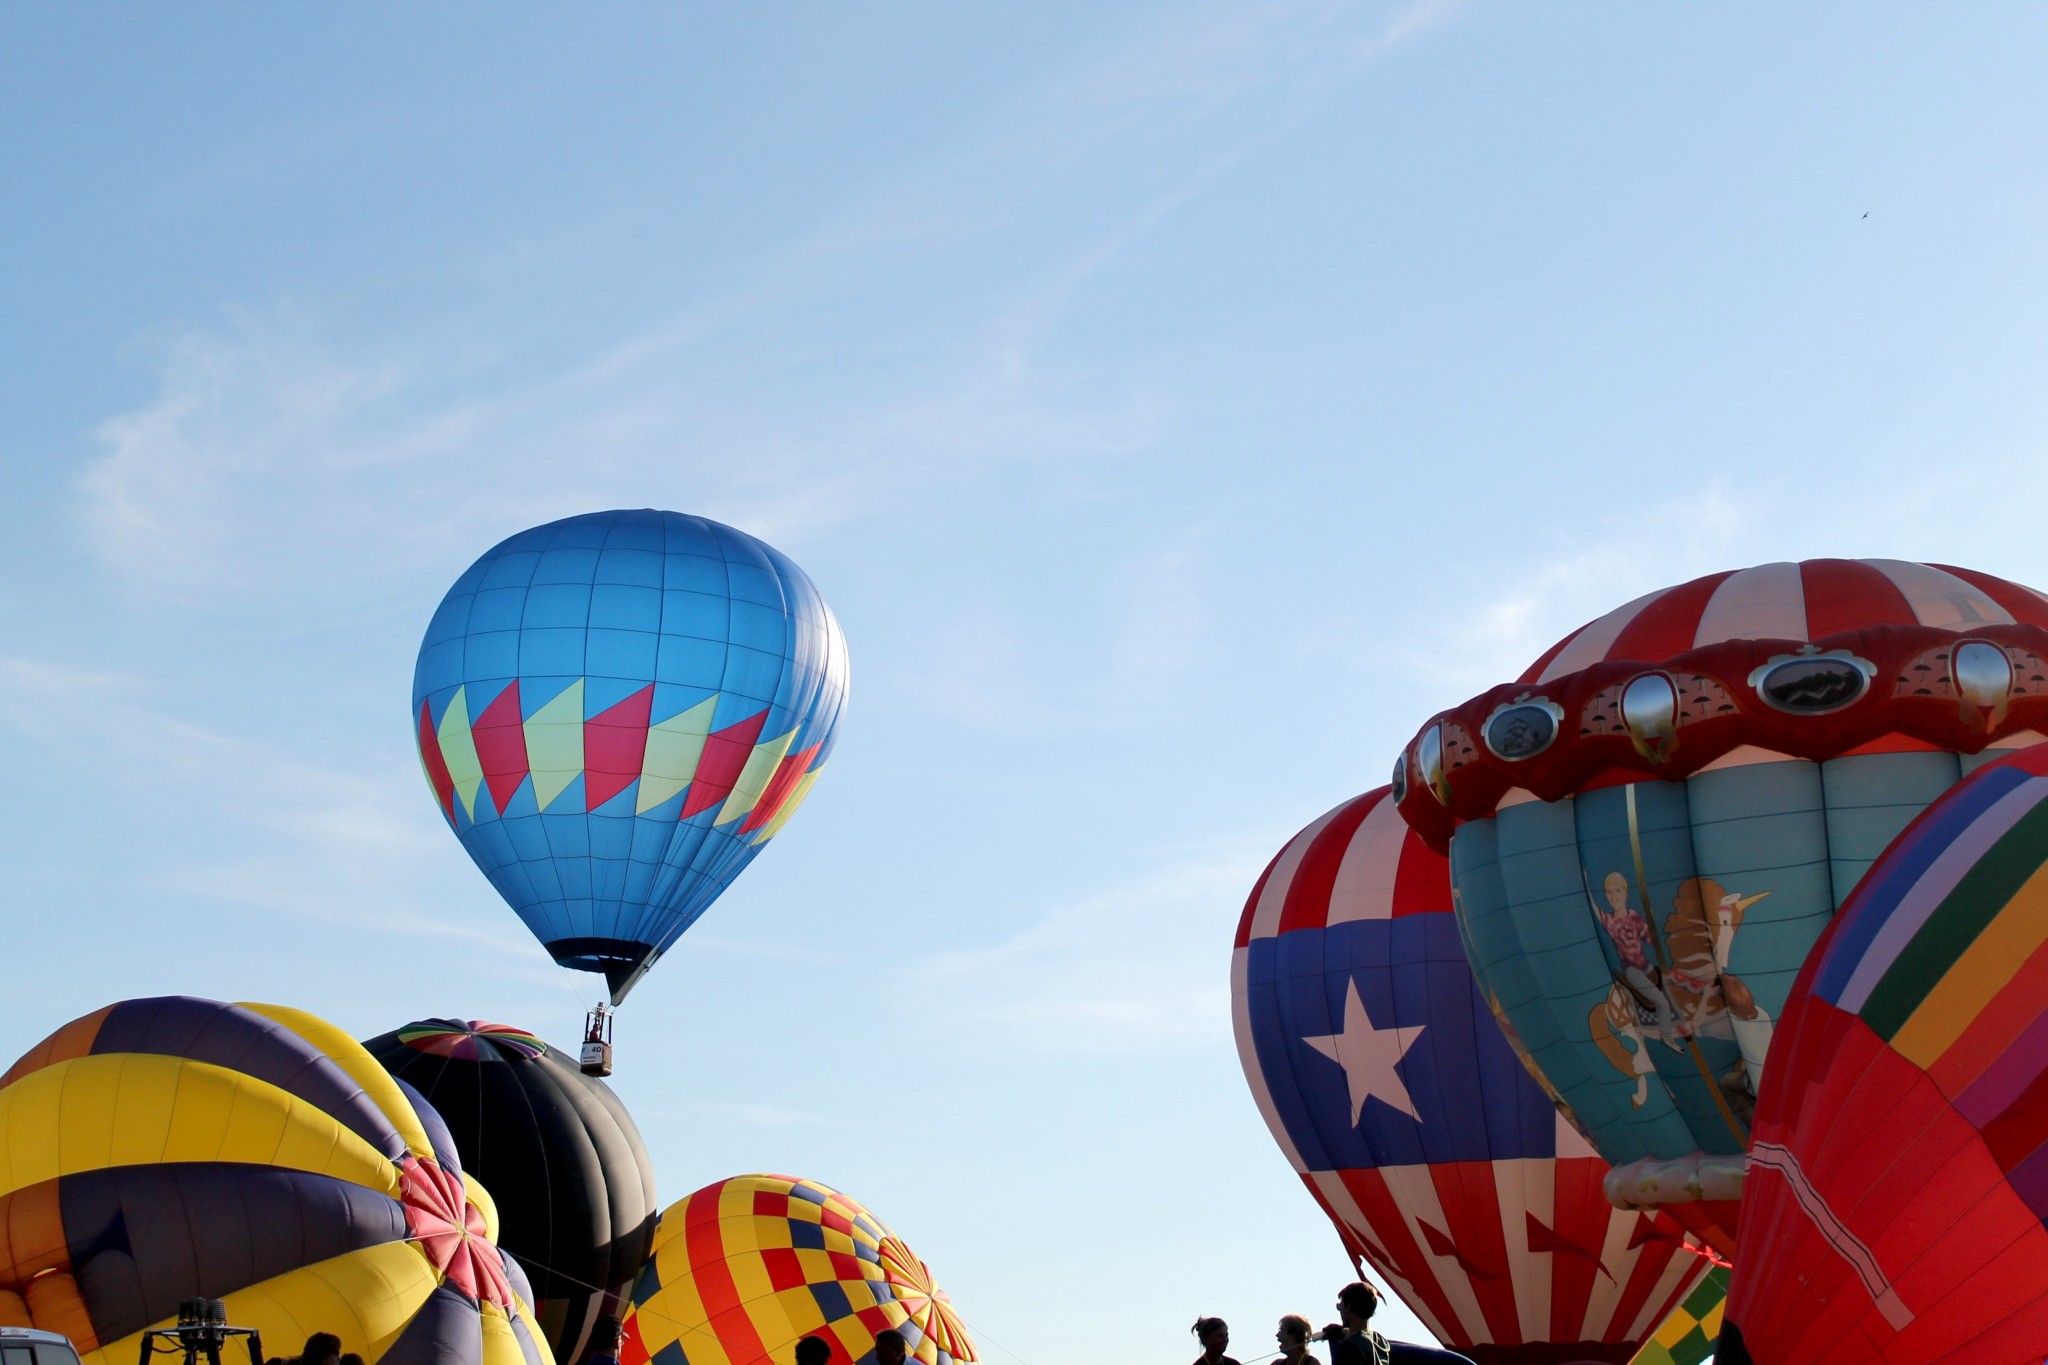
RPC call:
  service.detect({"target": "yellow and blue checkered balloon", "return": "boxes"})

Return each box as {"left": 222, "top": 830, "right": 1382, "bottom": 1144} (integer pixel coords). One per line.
{"left": 622, "top": 1175, "right": 973, "bottom": 1365}
{"left": 1627, "top": 1265, "right": 1727, "bottom": 1365}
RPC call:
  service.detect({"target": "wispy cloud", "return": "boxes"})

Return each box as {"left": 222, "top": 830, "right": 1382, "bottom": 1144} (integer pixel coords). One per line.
{"left": 1109, "top": 530, "right": 1211, "bottom": 691}
{"left": 0, "top": 653, "right": 517, "bottom": 944}
{"left": 910, "top": 525, "right": 1214, "bottom": 733}
{"left": 73, "top": 0, "right": 1452, "bottom": 618}
{"left": 1395, "top": 483, "right": 1756, "bottom": 702}
{"left": 78, "top": 317, "right": 501, "bottom": 611}
{"left": 906, "top": 835, "right": 1284, "bottom": 1053}
{"left": 0, "top": 654, "right": 426, "bottom": 847}
{"left": 690, "top": 1100, "right": 823, "bottom": 1126}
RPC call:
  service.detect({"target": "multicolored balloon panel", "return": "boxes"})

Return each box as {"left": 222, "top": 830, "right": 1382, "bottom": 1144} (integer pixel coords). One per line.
{"left": 1720, "top": 745, "right": 2048, "bottom": 1364}
{"left": 622, "top": 1175, "right": 973, "bottom": 1365}
{"left": 0, "top": 997, "right": 550, "bottom": 1365}
{"left": 414, "top": 510, "right": 850, "bottom": 1001}
{"left": 363, "top": 1019, "right": 658, "bottom": 1365}
{"left": 1394, "top": 559, "right": 2048, "bottom": 1251}
{"left": 1624, "top": 1266, "right": 1726, "bottom": 1365}
{"left": 1233, "top": 789, "right": 1712, "bottom": 1364}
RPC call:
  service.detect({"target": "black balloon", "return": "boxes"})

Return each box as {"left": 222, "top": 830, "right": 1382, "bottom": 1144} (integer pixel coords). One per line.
{"left": 362, "top": 1020, "right": 657, "bottom": 1363}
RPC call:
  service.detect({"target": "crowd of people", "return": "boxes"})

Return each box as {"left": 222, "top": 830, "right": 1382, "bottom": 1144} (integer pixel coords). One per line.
{"left": 1189, "top": 1283, "right": 1477, "bottom": 1365}
{"left": 577, "top": 1318, "right": 918, "bottom": 1365}
{"left": 257, "top": 1286, "right": 1477, "bottom": 1365}
{"left": 252, "top": 1282, "right": 1467, "bottom": 1365}
{"left": 792, "top": 1328, "right": 917, "bottom": 1365}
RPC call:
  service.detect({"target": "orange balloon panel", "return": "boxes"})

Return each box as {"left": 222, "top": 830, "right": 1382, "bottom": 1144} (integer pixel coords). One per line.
{"left": 622, "top": 1176, "right": 973, "bottom": 1365}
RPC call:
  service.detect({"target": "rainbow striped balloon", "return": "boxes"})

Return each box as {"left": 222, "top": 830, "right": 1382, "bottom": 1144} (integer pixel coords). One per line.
{"left": 1722, "top": 744, "right": 2048, "bottom": 1363}
{"left": 622, "top": 1176, "right": 972, "bottom": 1365}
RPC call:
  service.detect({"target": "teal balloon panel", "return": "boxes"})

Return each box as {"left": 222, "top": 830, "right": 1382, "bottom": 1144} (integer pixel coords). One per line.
{"left": 1451, "top": 750, "right": 1971, "bottom": 1172}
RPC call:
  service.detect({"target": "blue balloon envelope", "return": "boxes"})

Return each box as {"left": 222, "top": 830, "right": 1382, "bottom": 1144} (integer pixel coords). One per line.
{"left": 413, "top": 509, "right": 849, "bottom": 1001}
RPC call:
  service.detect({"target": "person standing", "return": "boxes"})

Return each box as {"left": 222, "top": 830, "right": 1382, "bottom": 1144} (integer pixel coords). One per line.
{"left": 1320, "top": 1283, "right": 1475, "bottom": 1365}
{"left": 1190, "top": 1316, "right": 1240, "bottom": 1365}
{"left": 1275, "top": 1315, "right": 1319, "bottom": 1365}
{"left": 794, "top": 1338, "right": 832, "bottom": 1365}
{"left": 873, "top": 1331, "right": 908, "bottom": 1365}
{"left": 578, "top": 1317, "right": 625, "bottom": 1365}
{"left": 1319, "top": 1284, "right": 1389, "bottom": 1365}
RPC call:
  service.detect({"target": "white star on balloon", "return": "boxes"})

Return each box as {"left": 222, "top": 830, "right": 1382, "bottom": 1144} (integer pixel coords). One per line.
{"left": 1303, "top": 979, "right": 1423, "bottom": 1125}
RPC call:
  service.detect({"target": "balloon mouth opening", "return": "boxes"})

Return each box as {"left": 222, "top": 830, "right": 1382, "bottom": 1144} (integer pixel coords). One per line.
{"left": 546, "top": 938, "right": 660, "bottom": 1002}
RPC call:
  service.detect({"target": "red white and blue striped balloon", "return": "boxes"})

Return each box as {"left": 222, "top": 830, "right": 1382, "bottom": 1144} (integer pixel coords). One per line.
{"left": 1232, "top": 788, "right": 1712, "bottom": 1364}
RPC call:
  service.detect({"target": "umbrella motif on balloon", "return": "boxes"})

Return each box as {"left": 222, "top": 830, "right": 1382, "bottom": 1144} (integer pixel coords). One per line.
{"left": 413, "top": 509, "right": 850, "bottom": 1007}
{"left": 1233, "top": 787, "right": 1714, "bottom": 1365}
{"left": 1392, "top": 558, "right": 2048, "bottom": 1253}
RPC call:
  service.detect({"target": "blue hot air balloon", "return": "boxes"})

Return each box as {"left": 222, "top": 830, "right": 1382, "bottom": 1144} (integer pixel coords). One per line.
{"left": 413, "top": 510, "right": 849, "bottom": 1004}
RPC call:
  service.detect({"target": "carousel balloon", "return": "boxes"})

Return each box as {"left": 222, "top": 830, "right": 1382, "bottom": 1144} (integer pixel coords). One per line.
{"left": 1233, "top": 788, "right": 1714, "bottom": 1365}
{"left": 362, "top": 1019, "right": 658, "bottom": 1365}
{"left": 621, "top": 1175, "right": 972, "bottom": 1365}
{"left": 1718, "top": 744, "right": 2048, "bottom": 1363}
{"left": 0, "top": 997, "right": 549, "bottom": 1365}
{"left": 1393, "top": 559, "right": 2048, "bottom": 1253}
{"left": 414, "top": 509, "right": 850, "bottom": 1003}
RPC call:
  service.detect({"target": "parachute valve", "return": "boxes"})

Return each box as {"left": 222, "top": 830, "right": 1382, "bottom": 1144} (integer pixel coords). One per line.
{"left": 580, "top": 1003, "right": 614, "bottom": 1077}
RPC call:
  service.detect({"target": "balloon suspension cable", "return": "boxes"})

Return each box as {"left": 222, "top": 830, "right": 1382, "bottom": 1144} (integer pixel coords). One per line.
{"left": 548, "top": 958, "right": 599, "bottom": 1022}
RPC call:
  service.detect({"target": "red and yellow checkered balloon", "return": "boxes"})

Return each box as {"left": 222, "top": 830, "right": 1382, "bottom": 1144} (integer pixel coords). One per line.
{"left": 622, "top": 1175, "right": 974, "bottom": 1365}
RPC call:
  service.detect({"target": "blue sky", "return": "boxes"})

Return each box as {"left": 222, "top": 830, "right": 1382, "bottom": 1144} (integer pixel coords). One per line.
{"left": 4, "top": 2, "right": 2047, "bottom": 1359}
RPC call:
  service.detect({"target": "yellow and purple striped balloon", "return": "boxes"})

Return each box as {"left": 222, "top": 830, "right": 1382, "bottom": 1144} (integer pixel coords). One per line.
{"left": 0, "top": 997, "right": 552, "bottom": 1365}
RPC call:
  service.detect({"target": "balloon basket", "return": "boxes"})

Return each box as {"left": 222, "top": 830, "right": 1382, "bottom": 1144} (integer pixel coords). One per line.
{"left": 581, "top": 1004, "right": 615, "bottom": 1077}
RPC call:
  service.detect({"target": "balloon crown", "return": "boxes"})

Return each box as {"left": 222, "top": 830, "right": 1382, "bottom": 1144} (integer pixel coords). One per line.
{"left": 1394, "top": 559, "right": 2048, "bottom": 846}
{"left": 396, "top": 1018, "right": 550, "bottom": 1061}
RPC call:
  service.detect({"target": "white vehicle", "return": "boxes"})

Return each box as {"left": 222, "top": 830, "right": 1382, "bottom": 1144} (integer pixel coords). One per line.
{"left": 0, "top": 1327, "right": 83, "bottom": 1365}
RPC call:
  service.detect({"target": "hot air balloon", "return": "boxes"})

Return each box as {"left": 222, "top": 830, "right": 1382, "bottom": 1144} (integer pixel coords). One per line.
{"left": 0, "top": 997, "right": 549, "bottom": 1365}
{"left": 1233, "top": 788, "right": 1714, "bottom": 1365}
{"left": 1717, "top": 744, "right": 2048, "bottom": 1364}
{"left": 1623, "top": 1266, "right": 1725, "bottom": 1365}
{"left": 413, "top": 510, "right": 850, "bottom": 1017}
{"left": 621, "top": 1175, "right": 973, "bottom": 1365}
{"left": 1392, "top": 559, "right": 2048, "bottom": 1252}
{"left": 362, "top": 1020, "right": 658, "bottom": 1365}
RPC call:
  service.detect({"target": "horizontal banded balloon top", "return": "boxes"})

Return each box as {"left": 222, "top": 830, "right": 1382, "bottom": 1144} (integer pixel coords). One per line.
{"left": 414, "top": 510, "right": 849, "bottom": 1002}
{"left": 1388, "top": 558, "right": 2048, "bottom": 1255}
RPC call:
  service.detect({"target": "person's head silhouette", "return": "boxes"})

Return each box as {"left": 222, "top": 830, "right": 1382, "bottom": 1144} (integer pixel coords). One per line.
{"left": 1336, "top": 1283, "right": 1379, "bottom": 1331}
